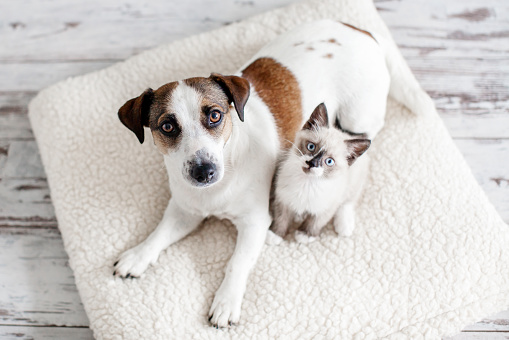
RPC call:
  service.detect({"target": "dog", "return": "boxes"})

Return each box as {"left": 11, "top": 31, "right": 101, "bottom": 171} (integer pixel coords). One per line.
{"left": 114, "top": 20, "right": 433, "bottom": 328}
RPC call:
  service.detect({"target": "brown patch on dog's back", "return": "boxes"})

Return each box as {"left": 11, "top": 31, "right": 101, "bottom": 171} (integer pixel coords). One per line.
{"left": 306, "top": 46, "right": 315, "bottom": 51}
{"left": 241, "top": 58, "right": 303, "bottom": 149}
{"left": 323, "top": 53, "right": 333, "bottom": 59}
{"left": 342, "top": 22, "right": 377, "bottom": 42}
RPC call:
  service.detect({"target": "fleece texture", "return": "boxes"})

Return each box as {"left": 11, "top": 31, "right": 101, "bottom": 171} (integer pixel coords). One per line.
{"left": 28, "top": 0, "right": 509, "bottom": 338}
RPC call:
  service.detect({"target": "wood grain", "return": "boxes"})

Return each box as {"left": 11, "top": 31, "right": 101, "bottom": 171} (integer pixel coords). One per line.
{"left": 0, "top": 0, "right": 508, "bottom": 338}
{"left": 455, "top": 139, "right": 509, "bottom": 223}
{"left": 0, "top": 63, "right": 113, "bottom": 92}
{"left": 446, "top": 333, "right": 509, "bottom": 340}
{"left": 375, "top": 0, "right": 509, "bottom": 58}
{"left": 463, "top": 310, "right": 509, "bottom": 332}
{"left": 0, "top": 228, "right": 88, "bottom": 326}
{"left": 0, "top": 326, "right": 92, "bottom": 340}
{"left": 0, "top": 178, "right": 56, "bottom": 228}
{"left": 1, "top": 0, "right": 295, "bottom": 62}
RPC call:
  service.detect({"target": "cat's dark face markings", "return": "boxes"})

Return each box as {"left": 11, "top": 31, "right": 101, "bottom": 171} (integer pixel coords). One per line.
{"left": 293, "top": 103, "right": 370, "bottom": 178}
{"left": 298, "top": 138, "right": 337, "bottom": 176}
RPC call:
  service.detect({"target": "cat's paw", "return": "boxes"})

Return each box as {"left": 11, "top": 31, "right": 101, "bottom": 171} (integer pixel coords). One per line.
{"left": 294, "top": 230, "right": 316, "bottom": 244}
{"left": 334, "top": 206, "right": 355, "bottom": 237}
{"left": 266, "top": 230, "right": 283, "bottom": 245}
{"left": 113, "top": 244, "right": 158, "bottom": 279}
{"left": 334, "top": 222, "right": 355, "bottom": 237}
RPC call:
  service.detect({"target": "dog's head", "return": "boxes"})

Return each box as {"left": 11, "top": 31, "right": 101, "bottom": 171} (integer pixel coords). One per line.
{"left": 118, "top": 73, "right": 250, "bottom": 188}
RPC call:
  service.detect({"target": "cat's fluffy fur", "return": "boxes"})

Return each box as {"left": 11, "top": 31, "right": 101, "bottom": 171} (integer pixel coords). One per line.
{"left": 267, "top": 104, "right": 370, "bottom": 244}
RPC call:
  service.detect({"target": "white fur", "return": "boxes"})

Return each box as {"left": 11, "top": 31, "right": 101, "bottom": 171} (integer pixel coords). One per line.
{"left": 273, "top": 141, "right": 370, "bottom": 242}
{"left": 115, "top": 20, "right": 393, "bottom": 327}
{"left": 241, "top": 20, "right": 391, "bottom": 139}
{"left": 114, "top": 87, "right": 279, "bottom": 326}
{"left": 28, "top": 0, "right": 509, "bottom": 337}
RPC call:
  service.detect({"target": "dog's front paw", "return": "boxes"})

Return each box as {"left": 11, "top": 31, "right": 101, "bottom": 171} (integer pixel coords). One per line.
{"left": 265, "top": 230, "right": 283, "bottom": 245}
{"left": 208, "top": 286, "right": 242, "bottom": 328}
{"left": 113, "top": 244, "right": 158, "bottom": 279}
{"left": 294, "top": 230, "right": 316, "bottom": 244}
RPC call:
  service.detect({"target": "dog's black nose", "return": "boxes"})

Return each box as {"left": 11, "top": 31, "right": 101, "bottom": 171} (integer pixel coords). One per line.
{"left": 191, "top": 163, "right": 216, "bottom": 183}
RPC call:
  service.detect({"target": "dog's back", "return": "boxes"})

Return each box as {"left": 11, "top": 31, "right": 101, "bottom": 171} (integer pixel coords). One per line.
{"left": 240, "top": 20, "right": 390, "bottom": 139}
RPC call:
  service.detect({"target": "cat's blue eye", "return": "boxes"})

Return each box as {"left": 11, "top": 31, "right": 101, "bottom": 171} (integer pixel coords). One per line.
{"left": 307, "top": 142, "right": 316, "bottom": 152}
{"left": 325, "top": 157, "right": 335, "bottom": 166}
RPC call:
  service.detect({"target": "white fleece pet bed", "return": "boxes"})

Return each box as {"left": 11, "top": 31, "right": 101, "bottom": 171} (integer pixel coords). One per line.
{"left": 28, "top": 0, "right": 509, "bottom": 338}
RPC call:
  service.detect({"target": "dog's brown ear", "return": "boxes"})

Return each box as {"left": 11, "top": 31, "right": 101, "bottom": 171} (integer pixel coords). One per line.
{"left": 118, "top": 89, "right": 154, "bottom": 144}
{"left": 345, "top": 139, "right": 371, "bottom": 166}
{"left": 303, "top": 103, "right": 329, "bottom": 130}
{"left": 210, "top": 73, "right": 250, "bottom": 122}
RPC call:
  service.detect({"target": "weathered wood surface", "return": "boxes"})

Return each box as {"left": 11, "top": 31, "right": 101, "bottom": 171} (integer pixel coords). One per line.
{"left": 0, "top": 326, "right": 92, "bottom": 340}
{"left": 0, "top": 228, "right": 88, "bottom": 326}
{"left": 446, "top": 333, "right": 509, "bottom": 340}
{"left": 0, "top": 0, "right": 508, "bottom": 339}
{"left": 463, "top": 310, "right": 509, "bottom": 332}
{"left": 2, "top": 0, "right": 296, "bottom": 62}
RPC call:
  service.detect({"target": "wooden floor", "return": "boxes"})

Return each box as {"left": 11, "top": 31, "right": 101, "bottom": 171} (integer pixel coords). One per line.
{"left": 1, "top": 0, "right": 508, "bottom": 339}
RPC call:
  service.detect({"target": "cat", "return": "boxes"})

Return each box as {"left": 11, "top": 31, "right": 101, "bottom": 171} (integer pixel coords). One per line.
{"left": 267, "top": 103, "right": 371, "bottom": 244}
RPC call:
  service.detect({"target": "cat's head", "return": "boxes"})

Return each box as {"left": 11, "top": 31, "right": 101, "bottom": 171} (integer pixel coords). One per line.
{"left": 292, "top": 103, "right": 371, "bottom": 178}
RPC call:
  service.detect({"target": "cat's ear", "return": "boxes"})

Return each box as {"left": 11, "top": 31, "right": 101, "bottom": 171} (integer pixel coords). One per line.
{"left": 303, "top": 103, "right": 329, "bottom": 130}
{"left": 345, "top": 139, "right": 371, "bottom": 166}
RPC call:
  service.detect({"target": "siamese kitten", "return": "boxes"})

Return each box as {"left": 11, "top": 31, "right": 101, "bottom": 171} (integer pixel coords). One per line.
{"left": 267, "top": 103, "right": 371, "bottom": 245}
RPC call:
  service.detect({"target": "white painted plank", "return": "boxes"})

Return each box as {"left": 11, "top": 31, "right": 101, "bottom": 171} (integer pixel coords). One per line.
{"left": 0, "top": 62, "right": 113, "bottom": 92}
{"left": 408, "top": 57, "right": 509, "bottom": 115}
{"left": 0, "top": 92, "right": 33, "bottom": 112}
{"left": 0, "top": 93, "right": 34, "bottom": 141}
{"left": 464, "top": 310, "right": 509, "bottom": 331}
{"left": 377, "top": 0, "right": 509, "bottom": 58}
{"left": 1, "top": 0, "right": 295, "bottom": 62}
{"left": 0, "top": 178, "right": 56, "bottom": 228}
{"left": 454, "top": 139, "right": 509, "bottom": 224}
{"left": 0, "top": 113, "right": 33, "bottom": 141}
{"left": 0, "top": 228, "right": 89, "bottom": 327}
{"left": 1, "top": 0, "right": 507, "bottom": 61}
{"left": 445, "top": 332, "right": 509, "bottom": 340}
{"left": 0, "top": 326, "right": 92, "bottom": 340}
{"left": 440, "top": 113, "right": 509, "bottom": 140}
{"left": 0, "top": 141, "right": 45, "bottom": 179}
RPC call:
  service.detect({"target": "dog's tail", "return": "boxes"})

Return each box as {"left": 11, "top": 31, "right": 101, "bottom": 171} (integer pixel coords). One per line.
{"left": 374, "top": 33, "right": 436, "bottom": 116}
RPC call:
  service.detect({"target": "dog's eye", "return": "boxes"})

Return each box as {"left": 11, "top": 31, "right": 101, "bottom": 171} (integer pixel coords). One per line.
{"left": 307, "top": 142, "right": 316, "bottom": 152}
{"left": 325, "top": 157, "right": 335, "bottom": 166}
{"left": 161, "top": 122, "right": 174, "bottom": 133}
{"left": 160, "top": 120, "right": 180, "bottom": 136}
{"left": 209, "top": 110, "right": 223, "bottom": 126}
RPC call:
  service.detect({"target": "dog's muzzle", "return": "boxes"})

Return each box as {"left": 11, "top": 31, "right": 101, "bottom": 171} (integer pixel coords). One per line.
{"left": 190, "top": 162, "right": 217, "bottom": 185}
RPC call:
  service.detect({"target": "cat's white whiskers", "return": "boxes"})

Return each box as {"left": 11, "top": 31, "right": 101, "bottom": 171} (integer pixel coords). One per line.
{"left": 286, "top": 139, "right": 304, "bottom": 156}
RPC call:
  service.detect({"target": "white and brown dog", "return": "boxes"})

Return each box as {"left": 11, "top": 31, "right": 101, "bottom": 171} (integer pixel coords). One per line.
{"left": 114, "top": 20, "right": 432, "bottom": 327}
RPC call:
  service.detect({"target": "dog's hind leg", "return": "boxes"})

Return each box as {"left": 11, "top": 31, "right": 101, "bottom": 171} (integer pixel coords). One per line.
{"left": 208, "top": 210, "right": 270, "bottom": 328}
{"left": 113, "top": 199, "right": 202, "bottom": 278}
